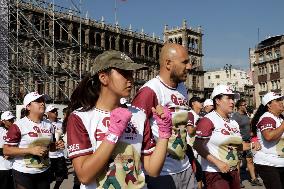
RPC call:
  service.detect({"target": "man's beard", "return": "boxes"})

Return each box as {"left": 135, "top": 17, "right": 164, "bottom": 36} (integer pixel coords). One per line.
{"left": 170, "top": 70, "right": 186, "bottom": 84}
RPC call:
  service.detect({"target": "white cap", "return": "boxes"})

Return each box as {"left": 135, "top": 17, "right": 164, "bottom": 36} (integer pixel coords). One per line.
{"left": 45, "top": 105, "right": 58, "bottom": 113}
{"left": 120, "top": 98, "right": 127, "bottom": 105}
{"left": 203, "top": 99, "right": 213, "bottom": 107}
{"left": 211, "top": 84, "right": 234, "bottom": 99}
{"left": 1, "top": 111, "right": 15, "bottom": 121}
{"left": 23, "top": 92, "right": 44, "bottom": 107}
{"left": 262, "top": 92, "right": 284, "bottom": 106}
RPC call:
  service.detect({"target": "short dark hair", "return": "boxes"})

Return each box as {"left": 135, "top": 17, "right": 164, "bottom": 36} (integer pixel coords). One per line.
{"left": 236, "top": 99, "right": 246, "bottom": 109}
{"left": 189, "top": 96, "right": 203, "bottom": 108}
{"left": 212, "top": 94, "right": 223, "bottom": 110}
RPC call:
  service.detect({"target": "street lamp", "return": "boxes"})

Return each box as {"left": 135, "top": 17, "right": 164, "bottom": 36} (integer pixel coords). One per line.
{"left": 224, "top": 64, "right": 232, "bottom": 78}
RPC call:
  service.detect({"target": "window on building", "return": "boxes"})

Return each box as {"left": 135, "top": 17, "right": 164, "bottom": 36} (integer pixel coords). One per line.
{"left": 215, "top": 75, "right": 220, "bottom": 79}
{"left": 275, "top": 64, "right": 279, "bottom": 72}
{"left": 266, "top": 51, "right": 272, "bottom": 61}
{"left": 226, "top": 74, "right": 229, "bottom": 78}
{"left": 272, "top": 81, "right": 276, "bottom": 90}
{"left": 259, "top": 53, "right": 264, "bottom": 63}
{"left": 274, "top": 49, "right": 281, "bottom": 58}
{"left": 277, "top": 80, "right": 280, "bottom": 89}
{"left": 259, "top": 67, "right": 262, "bottom": 75}
{"left": 208, "top": 76, "right": 210, "bottom": 79}
{"left": 270, "top": 64, "right": 274, "bottom": 73}
{"left": 260, "top": 82, "right": 267, "bottom": 91}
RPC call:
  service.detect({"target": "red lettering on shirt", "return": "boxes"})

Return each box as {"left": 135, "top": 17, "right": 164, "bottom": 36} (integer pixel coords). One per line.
{"left": 102, "top": 117, "right": 110, "bottom": 128}
{"left": 171, "top": 94, "right": 187, "bottom": 106}
{"left": 28, "top": 132, "right": 39, "bottom": 137}
{"left": 224, "top": 123, "right": 232, "bottom": 132}
{"left": 33, "top": 126, "right": 51, "bottom": 135}
{"left": 221, "top": 129, "right": 230, "bottom": 135}
{"left": 95, "top": 129, "right": 106, "bottom": 141}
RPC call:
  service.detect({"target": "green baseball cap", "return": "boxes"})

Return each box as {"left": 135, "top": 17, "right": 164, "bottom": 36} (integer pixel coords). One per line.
{"left": 91, "top": 50, "right": 148, "bottom": 75}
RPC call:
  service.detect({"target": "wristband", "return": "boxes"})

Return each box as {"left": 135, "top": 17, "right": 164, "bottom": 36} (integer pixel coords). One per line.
{"left": 105, "top": 133, "right": 119, "bottom": 144}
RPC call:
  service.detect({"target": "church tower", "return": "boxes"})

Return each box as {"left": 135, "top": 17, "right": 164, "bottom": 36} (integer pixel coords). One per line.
{"left": 164, "top": 19, "right": 205, "bottom": 98}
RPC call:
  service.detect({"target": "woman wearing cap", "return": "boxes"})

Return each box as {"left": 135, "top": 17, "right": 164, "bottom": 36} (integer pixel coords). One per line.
{"left": 199, "top": 99, "right": 214, "bottom": 117}
{"left": 3, "top": 92, "right": 64, "bottom": 189}
{"left": 193, "top": 85, "right": 258, "bottom": 189}
{"left": 46, "top": 105, "right": 68, "bottom": 189}
{"left": 0, "top": 111, "right": 15, "bottom": 189}
{"left": 66, "top": 50, "right": 172, "bottom": 189}
{"left": 251, "top": 92, "right": 284, "bottom": 189}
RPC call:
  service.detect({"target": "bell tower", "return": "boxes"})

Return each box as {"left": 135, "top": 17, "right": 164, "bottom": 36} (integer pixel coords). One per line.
{"left": 164, "top": 19, "right": 205, "bottom": 98}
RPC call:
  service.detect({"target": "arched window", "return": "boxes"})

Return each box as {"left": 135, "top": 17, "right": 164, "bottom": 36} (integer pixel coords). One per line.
{"left": 178, "top": 37, "right": 182, "bottom": 45}
{"left": 119, "top": 37, "right": 123, "bottom": 51}
{"left": 72, "top": 27, "right": 78, "bottom": 43}
{"left": 95, "top": 33, "right": 101, "bottom": 47}
{"left": 110, "top": 36, "right": 115, "bottom": 50}
{"left": 132, "top": 41, "right": 137, "bottom": 55}
{"left": 81, "top": 29, "right": 85, "bottom": 45}
{"left": 145, "top": 44, "right": 149, "bottom": 57}
{"left": 89, "top": 30, "right": 95, "bottom": 46}
{"left": 105, "top": 35, "right": 110, "bottom": 50}
{"left": 62, "top": 27, "right": 68, "bottom": 42}
{"left": 137, "top": 43, "right": 141, "bottom": 56}
{"left": 125, "top": 40, "right": 129, "bottom": 53}
{"left": 149, "top": 46, "right": 153, "bottom": 57}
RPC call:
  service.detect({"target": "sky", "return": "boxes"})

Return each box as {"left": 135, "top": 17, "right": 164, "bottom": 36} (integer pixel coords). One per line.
{"left": 52, "top": 0, "right": 284, "bottom": 71}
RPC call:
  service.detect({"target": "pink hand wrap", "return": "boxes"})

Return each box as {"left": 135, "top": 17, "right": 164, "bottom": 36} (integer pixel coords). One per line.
{"left": 153, "top": 107, "right": 173, "bottom": 139}
{"left": 251, "top": 136, "right": 258, "bottom": 143}
{"left": 105, "top": 107, "right": 132, "bottom": 144}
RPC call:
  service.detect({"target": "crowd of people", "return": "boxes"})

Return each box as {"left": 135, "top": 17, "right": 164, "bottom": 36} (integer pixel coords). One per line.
{"left": 0, "top": 43, "right": 283, "bottom": 189}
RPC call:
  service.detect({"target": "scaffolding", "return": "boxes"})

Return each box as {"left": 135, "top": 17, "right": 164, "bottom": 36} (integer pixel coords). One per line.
{"left": 0, "top": 0, "right": 83, "bottom": 111}
{"left": 0, "top": 0, "right": 9, "bottom": 111}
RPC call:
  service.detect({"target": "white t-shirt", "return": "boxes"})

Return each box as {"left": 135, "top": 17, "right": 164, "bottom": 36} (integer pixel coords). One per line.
{"left": 254, "top": 112, "right": 284, "bottom": 167}
{"left": 49, "top": 120, "right": 64, "bottom": 158}
{"left": 132, "top": 76, "right": 191, "bottom": 175}
{"left": 0, "top": 126, "right": 12, "bottom": 170}
{"left": 5, "top": 117, "right": 53, "bottom": 174}
{"left": 195, "top": 111, "right": 242, "bottom": 172}
{"left": 67, "top": 106, "right": 155, "bottom": 189}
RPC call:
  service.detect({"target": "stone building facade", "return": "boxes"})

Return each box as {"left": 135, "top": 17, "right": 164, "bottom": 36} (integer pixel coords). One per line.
{"left": 252, "top": 35, "right": 284, "bottom": 107}
{"left": 6, "top": 0, "right": 204, "bottom": 109}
